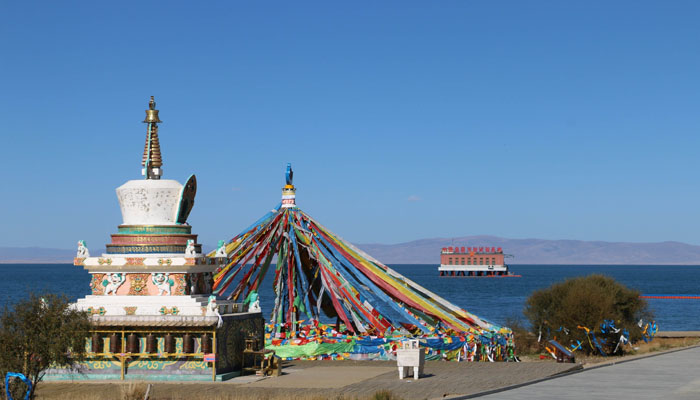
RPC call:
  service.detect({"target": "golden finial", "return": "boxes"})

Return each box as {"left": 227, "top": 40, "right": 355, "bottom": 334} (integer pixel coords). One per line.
{"left": 143, "top": 96, "right": 162, "bottom": 123}
{"left": 142, "top": 96, "right": 163, "bottom": 179}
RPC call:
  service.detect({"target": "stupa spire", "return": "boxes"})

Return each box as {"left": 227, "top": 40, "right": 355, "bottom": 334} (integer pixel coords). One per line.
{"left": 141, "top": 96, "right": 163, "bottom": 179}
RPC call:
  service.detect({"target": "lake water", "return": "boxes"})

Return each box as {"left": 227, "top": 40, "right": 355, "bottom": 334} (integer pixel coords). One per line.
{"left": 2, "top": 264, "right": 699, "bottom": 331}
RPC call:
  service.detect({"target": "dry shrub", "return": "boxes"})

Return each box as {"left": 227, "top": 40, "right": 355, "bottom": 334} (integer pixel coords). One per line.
{"left": 504, "top": 316, "right": 540, "bottom": 355}
{"left": 524, "top": 274, "right": 652, "bottom": 355}
{"left": 121, "top": 382, "right": 149, "bottom": 400}
{"left": 371, "top": 390, "right": 401, "bottom": 400}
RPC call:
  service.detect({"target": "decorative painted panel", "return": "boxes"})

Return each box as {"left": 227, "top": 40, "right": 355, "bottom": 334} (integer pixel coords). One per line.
{"left": 90, "top": 274, "right": 105, "bottom": 295}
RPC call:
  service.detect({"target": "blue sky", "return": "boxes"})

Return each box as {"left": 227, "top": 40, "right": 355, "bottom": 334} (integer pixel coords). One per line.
{"left": 1, "top": 1, "right": 700, "bottom": 249}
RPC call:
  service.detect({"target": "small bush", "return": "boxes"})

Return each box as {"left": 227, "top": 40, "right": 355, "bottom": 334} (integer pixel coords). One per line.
{"left": 0, "top": 293, "right": 91, "bottom": 399}
{"left": 524, "top": 274, "right": 652, "bottom": 355}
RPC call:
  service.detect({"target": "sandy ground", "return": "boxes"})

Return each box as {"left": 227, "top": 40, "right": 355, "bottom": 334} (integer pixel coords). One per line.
{"left": 37, "top": 361, "right": 579, "bottom": 400}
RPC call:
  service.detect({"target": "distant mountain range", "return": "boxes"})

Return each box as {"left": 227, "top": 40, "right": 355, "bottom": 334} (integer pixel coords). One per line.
{"left": 3, "top": 236, "right": 700, "bottom": 264}
{"left": 0, "top": 247, "right": 79, "bottom": 264}
{"left": 356, "top": 236, "right": 700, "bottom": 265}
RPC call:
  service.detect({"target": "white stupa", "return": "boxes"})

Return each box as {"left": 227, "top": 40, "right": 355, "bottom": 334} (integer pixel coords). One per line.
{"left": 60, "top": 98, "right": 262, "bottom": 382}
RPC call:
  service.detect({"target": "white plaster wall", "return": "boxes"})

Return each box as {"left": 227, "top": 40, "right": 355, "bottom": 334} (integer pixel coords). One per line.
{"left": 116, "top": 179, "right": 183, "bottom": 225}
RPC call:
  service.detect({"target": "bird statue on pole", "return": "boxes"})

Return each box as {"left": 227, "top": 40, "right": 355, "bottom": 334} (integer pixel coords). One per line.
{"left": 285, "top": 163, "right": 293, "bottom": 186}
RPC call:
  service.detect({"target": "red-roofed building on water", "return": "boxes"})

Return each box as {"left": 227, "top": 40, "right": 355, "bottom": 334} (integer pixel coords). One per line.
{"left": 439, "top": 246, "right": 519, "bottom": 277}
{"left": 47, "top": 98, "right": 264, "bottom": 382}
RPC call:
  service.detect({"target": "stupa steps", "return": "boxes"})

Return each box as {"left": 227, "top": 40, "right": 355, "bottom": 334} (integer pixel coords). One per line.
{"left": 75, "top": 295, "right": 228, "bottom": 306}
{"left": 73, "top": 296, "right": 244, "bottom": 317}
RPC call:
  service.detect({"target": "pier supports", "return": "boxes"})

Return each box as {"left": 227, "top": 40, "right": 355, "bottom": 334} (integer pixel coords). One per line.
{"left": 439, "top": 269, "right": 512, "bottom": 277}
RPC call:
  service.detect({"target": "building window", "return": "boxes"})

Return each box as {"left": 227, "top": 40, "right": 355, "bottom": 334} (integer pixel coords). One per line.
{"left": 448, "top": 258, "right": 452, "bottom": 264}
{"left": 467, "top": 258, "right": 472, "bottom": 265}
{"left": 479, "top": 258, "right": 484, "bottom": 265}
{"left": 461, "top": 258, "right": 465, "bottom": 265}
{"left": 492, "top": 257, "right": 496, "bottom": 265}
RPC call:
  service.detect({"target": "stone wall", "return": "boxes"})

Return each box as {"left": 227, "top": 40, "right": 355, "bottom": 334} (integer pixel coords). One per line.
{"left": 216, "top": 313, "right": 265, "bottom": 374}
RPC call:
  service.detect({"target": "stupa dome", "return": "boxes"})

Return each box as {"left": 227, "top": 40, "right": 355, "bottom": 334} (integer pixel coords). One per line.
{"left": 116, "top": 179, "right": 184, "bottom": 225}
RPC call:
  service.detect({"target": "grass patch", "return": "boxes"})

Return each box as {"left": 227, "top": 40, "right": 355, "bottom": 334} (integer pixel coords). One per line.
{"left": 371, "top": 390, "right": 402, "bottom": 400}
{"left": 120, "top": 382, "right": 149, "bottom": 400}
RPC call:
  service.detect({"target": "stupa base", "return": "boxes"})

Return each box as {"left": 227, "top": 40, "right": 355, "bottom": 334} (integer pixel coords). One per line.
{"left": 45, "top": 313, "right": 264, "bottom": 382}
{"left": 43, "top": 370, "right": 241, "bottom": 382}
